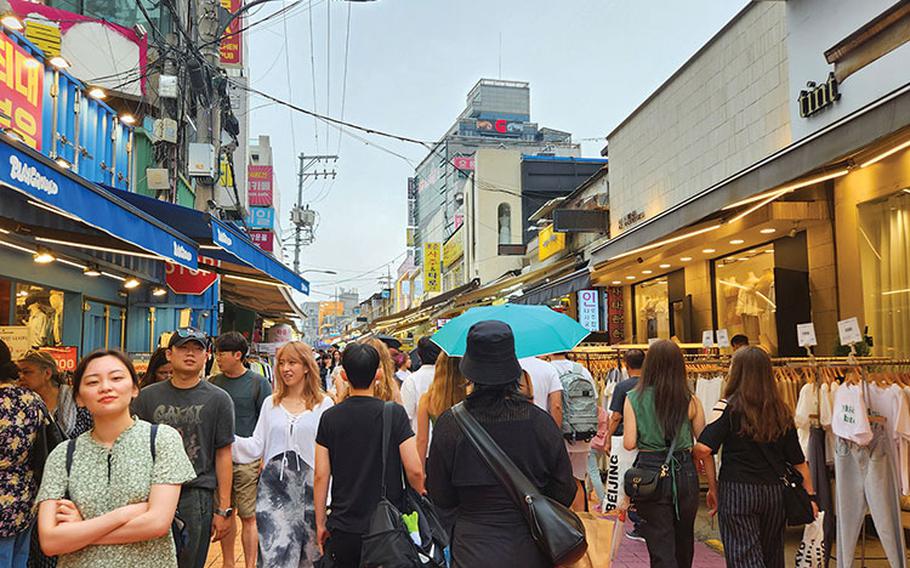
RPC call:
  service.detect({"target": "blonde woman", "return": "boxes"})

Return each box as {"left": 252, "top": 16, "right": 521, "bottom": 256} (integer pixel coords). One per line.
{"left": 232, "top": 341, "right": 333, "bottom": 568}
{"left": 416, "top": 353, "right": 468, "bottom": 462}
{"left": 332, "top": 338, "right": 403, "bottom": 405}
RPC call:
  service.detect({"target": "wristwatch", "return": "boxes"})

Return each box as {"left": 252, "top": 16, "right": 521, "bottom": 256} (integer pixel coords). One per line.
{"left": 214, "top": 507, "right": 234, "bottom": 518}
{"left": 807, "top": 494, "right": 818, "bottom": 503}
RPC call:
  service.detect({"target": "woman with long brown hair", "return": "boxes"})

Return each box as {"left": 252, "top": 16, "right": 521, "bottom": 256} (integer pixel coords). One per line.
{"left": 694, "top": 346, "right": 815, "bottom": 568}
{"left": 416, "top": 353, "right": 467, "bottom": 462}
{"left": 232, "top": 341, "right": 333, "bottom": 567}
{"left": 623, "top": 340, "right": 717, "bottom": 568}
{"left": 332, "top": 338, "right": 403, "bottom": 404}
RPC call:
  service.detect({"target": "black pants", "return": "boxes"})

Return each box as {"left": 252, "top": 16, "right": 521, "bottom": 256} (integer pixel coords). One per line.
{"left": 718, "top": 481, "right": 785, "bottom": 568}
{"left": 632, "top": 451, "right": 699, "bottom": 568}
{"left": 177, "top": 487, "right": 213, "bottom": 568}
{"left": 325, "top": 530, "right": 362, "bottom": 568}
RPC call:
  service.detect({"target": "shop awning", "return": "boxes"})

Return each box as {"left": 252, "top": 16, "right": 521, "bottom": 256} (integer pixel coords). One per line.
{"left": 513, "top": 264, "right": 591, "bottom": 305}
{"left": 113, "top": 190, "right": 309, "bottom": 295}
{"left": 449, "top": 257, "right": 578, "bottom": 311}
{"left": 591, "top": 83, "right": 910, "bottom": 266}
{"left": 220, "top": 263, "right": 306, "bottom": 320}
{"left": 0, "top": 138, "right": 198, "bottom": 268}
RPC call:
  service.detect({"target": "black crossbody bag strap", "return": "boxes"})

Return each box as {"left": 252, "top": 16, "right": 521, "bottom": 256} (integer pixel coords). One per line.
{"left": 755, "top": 441, "right": 789, "bottom": 482}
{"left": 379, "top": 402, "right": 393, "bottom": 498}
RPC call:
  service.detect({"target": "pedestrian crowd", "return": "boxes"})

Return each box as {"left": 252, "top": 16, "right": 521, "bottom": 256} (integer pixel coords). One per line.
{"left": 0, "top": 321, "right": 816, "bottom": 568}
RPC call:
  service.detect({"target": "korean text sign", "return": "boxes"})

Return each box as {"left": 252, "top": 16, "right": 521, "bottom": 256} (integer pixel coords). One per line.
{"left": 423, "top": 242, "right": 441, "bottom": 293}
{"left": 248, "top": 165, "right": 273, "bottom": 206}
{"left": 219, "top": 0, "right": 242, "bottom": 67}
{"left": 0, "top": 33, "right": 43, "bottom": 150}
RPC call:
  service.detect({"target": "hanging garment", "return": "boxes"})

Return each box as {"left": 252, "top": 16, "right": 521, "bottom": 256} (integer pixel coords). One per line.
{"left": 794, "top": 383, "right": 817, "bottom": 456}
{"left": 695, "top": 376, "right": 724, "bottom": 424}
{"left": 834, "top": 427, "right": 907, "bottom": 567}
{"left": 831, "top": 384, "right": 873, "bottom": 446}
{"left": 866, "top": 384, "right": 910, "bottom": 496}
{"left": 808, "top": 427, "right": 833, "bottom": 568}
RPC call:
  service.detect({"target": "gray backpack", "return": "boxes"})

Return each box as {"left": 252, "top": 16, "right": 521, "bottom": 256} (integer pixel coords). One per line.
{"left": 558, "top": 363, "right": 599, "bottom": 442}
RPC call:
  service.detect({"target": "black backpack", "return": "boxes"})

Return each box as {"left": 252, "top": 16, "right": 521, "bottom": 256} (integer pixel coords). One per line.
{"left": 64, "top": 424, "right": 189, "bottom": 556}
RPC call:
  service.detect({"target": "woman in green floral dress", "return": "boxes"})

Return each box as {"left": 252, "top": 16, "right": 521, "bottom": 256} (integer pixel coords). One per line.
{"left": 36, "top": 350, "right": 196, "bottom": 568}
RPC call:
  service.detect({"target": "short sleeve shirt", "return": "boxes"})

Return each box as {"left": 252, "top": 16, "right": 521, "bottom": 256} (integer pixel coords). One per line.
{"left": 132, "top": 380, "right": 235, "bottom": 490}
{"left": 698, "top": 401, "right": 805, "bottom": 484}
{"left": 608, "top": 377, "right": 639, "bottom": 437}
{"left": 0, "top": 385, "right": 48, "bottom": 537}
{"left": 519, "top": 357, "right": 563, "bottom": 412}
{"left": 315, "top": 397, "right": 413, "bottom": 534}
{"left": 36, "top": 419, "right": 196, "bottom": 568}
{"left": 210, "top": 369, "right": 272, "bottom": 437}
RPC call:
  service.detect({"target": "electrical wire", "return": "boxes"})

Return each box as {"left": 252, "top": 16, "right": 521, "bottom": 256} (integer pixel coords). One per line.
{"left": 325, "top": 0, "right": 331, "bottom": 146}
{"left": 307, "top": 0, "right": 320, "bottom": 152}
{"left": 337, "top": 0, "right": 352, "bottom": 154}
{"left": 280, "top": 0, "right": 298, "bottom": 162}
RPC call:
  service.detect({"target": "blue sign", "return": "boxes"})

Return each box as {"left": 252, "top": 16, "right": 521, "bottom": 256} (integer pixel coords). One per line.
{"left": 247, "top": 207, "right": 275, "bottom": 229}
{"left": 0, "top": 139, "right": 198, "bottom": 268}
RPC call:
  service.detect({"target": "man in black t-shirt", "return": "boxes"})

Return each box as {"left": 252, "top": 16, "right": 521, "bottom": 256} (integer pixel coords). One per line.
{"left": 314, "top": 343, "right": 425, "bottom": 568}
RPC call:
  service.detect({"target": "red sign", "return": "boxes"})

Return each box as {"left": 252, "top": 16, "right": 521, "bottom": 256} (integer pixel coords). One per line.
{"left": 219, "top": 0, "right": 242, "bottom": 67}
{"left": 40, "top": 346, "right": 77, "bottom": 373}
{"left": 607, "top": 287, "right": 625, "bottom": 344}
{"left": 452, "top": 156, "right": 474, "bottom": 171}
{"left": 248, "top": 165, "right": 273, "bottom": 206}
{"left": 0, "top": 33, "right": 44, "bottom": 150}
{"left": 165, "top": 261, "right": 219, "bottom": 295}
{"left": 249, "top": 230, "right": 274, "bottom": 252}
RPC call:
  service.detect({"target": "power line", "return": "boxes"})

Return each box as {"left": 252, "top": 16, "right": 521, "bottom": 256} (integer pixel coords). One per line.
{"left": 307, "top": 0, "right": 320, "bottom": 152}
{"left": 325, "top": 0, "right": 332, "bottom": 146}
{"left": 337, "top": 0, "right": 352, "bottom": 154}
{"left": 280, "top": 0, "right": 298, "bottom": 160}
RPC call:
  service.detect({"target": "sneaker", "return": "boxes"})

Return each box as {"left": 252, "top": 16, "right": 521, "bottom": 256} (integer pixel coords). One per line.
{"left": 625, "top": 528, "right": 645, "bottom": 542}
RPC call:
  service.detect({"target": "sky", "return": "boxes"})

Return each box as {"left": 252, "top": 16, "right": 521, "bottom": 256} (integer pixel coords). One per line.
{"left": 245, "top": 0, "right": 750, "bottom": 303}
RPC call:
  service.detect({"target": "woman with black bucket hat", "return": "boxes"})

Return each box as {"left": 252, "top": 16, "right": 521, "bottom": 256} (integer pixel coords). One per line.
{"left": 427, "top": 321, "right": 576, "bottom": 568}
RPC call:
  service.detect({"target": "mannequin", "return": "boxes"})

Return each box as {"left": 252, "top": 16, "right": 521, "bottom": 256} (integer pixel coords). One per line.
{"left": 49, "top": 290, "right": 64, "bottom": 346}
{"left": 24, "top": 297, "right": 50, "bottom": 348}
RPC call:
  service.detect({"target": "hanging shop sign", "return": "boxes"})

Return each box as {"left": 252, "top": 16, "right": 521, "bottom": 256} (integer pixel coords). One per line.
{"left": 577, "top": 289, "right": 600, "bottom": 332}
{"left": 219, "top": 0, "right": 243, "bottom": 68}
{"left": 606, "top": 287, "right": 625, "bottom": 344}
{"left": 165, "top": 261, "right": 218, "bottom": 295}
{"left": 0, "top": 32, "right": 44, "bottom": 150}
{"left": 249, "top": 230, "right": 274, "bottom": 252}
{"left": 538, "top": 224, "right": 566, "bottom": 261}
{"left": 0, "top": 326, "right": 29, "bottom": 358}
{"left": 423, "top": 242, "right": 441, "bottom": 293}
{"left": 452, "top": 156, "right": 475, "bottom": 171}
{"left": 248, "top": 165, "right": 273, "bottom": 206}
{"left": 24, "top": 20, "right": 61, "bottom": 58}
{"left": 246, "top": 206, "right": 275, "bottom": 229}
{"left": 443, "top": 228, "right": 464, "bottom": 268}
{"left": 798, "top": 72, "right": 840, "bottom": 118}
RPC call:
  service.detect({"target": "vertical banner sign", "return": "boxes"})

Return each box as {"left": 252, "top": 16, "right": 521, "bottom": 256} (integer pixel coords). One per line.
{"left": 219, "top": 0, "right": 243, "bottom": 67}
{"left": 577, "top": 290, "right": 600, "bottom": 332}
{"left": 0, "top": 34, "right": 43, "bottom": 150}
{"left": 246, "top": 207, "right": 275, "bottom": 229}
{"left": 606, "top": 287, "right": 625, "bottom": 344}
{"left": 423, "top": 242, "right": 441, "bottom": 293}
{"left": 248, "top": 165, "right": 273, "bottom": 206}
{"left": 249, "top": 230, "right": 274, "bottom": 252}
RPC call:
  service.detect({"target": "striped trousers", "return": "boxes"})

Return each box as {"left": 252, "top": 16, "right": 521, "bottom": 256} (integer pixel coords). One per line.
{"left": 718, "top": 481, "right": 786, "bottom": 568}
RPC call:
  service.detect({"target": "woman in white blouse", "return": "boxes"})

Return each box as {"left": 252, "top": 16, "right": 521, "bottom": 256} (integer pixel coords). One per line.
{"left": 233, "top": 341, "right": 333, "bottom": 568}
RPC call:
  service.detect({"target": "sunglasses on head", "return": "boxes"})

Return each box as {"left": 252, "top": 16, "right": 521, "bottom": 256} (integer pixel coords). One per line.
{"left": 174, "top": 328, "right": 209, "bottom": 345}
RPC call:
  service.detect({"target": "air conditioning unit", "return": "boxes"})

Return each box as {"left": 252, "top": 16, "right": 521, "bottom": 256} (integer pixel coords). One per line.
{"left": 188, "top": 143, "right": 217, "bottom": 179}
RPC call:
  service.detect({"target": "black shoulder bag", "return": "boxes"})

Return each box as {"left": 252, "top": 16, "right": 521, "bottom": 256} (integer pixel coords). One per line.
{"left": 623, "top": 434, "right": 678, "bottom": 503}
{"left": 756, "top": 442, "right": 815, "bottom": 526}
{"left": 64, "top": 424, "right": 189, "bottom": 556}
{"left": 452, "top": 403, "right": 588, "bottom": 566}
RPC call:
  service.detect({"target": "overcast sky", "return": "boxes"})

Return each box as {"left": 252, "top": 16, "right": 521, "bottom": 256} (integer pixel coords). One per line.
{"left": 246, "top": 0, "right": 749, "bottom": 303}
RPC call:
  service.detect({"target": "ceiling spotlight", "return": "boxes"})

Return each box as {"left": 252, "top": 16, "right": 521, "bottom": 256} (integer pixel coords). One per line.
{"left": 730, "top": 239, "right": 745, "bottom": 245}
{"left": 55, "top": 157, "right": 71, "bottom": 170}
{"left": 83, "top": 264, "right": 101, "bottom": 277}
{"left": 659, "top": 263, "right": 671, "bottom": 269}
{"left": 1, "top": 14, "right": 23, "bottom": 31}
{"left": 625, "top": 275, "right": 636, "bottom": 280}
{"left": 123, "top": 277, "right": 140, "bottom": 289}
{"left": 680, "top": 256, "right": 693, "bottom": 262}
{"left": 119, "top": 114, "right": 136, "bottom": 125}
{"left": 33, "top": 248, "right": 55, "bottom": 264}
{"left": 642, "top": 270, "right": 653, "bottom": 275}
{"left": 611, "top": 280, "right": 622, "bottom": 285}
{"left": 702, "top": 248, "right": 716, "bottom": 254}
{"left": 760, "top": 228, "right": 777, "bottom": 234}
{"left": 87, "top": 86, "right": 106, "bottom": 100}
{"left": 48, "top": 55, "right": 70, "bottom": 69}
{"left": 152, "top": 287, "right": 167, "bottom": 297}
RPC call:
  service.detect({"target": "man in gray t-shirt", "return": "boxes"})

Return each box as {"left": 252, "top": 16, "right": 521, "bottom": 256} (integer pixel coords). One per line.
{"left": 132, "top": 328, "right": 235, "bottom": 568}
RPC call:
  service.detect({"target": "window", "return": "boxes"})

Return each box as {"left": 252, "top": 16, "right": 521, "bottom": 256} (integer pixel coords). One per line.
{"left": 14, "top": 283, "right": 65, "bottom": 348}
{"left": 48, "top": 0, "right": 172, "bottom": 34}
{"left": 498, "top": 203, "right": 511, "bottom": 245}
{"left": 634, "top": 278, "right": 669, "bottom": 343}
{"left": 713, "top": 246, "right": 778, "bottom": 355}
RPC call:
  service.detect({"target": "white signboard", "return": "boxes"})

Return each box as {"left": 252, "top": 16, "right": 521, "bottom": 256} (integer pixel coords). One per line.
{"left": 702, "top": 330, "right": 715, "bottom": 348}
{"left": 837, "top": 317, "right": 862, "bottom": 346}
{"left": 797, "top": 322, "right": 818, "bottom": 347}
{"left": 716, "top": 329, "right": 730, "bottom": 348}
{"left": 577, "top": 290, "right": 600, "bottom": 332}
{"left": 0, "top": 326, "right": 30, "bottom": 359}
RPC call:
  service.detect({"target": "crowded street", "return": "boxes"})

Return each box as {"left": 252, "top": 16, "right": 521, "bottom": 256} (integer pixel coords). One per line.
{"left": 0, "top": 0, "right": 909, "bottom": 567}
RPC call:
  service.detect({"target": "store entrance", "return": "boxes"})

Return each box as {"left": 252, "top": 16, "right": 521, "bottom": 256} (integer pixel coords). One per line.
{"left": 82, "top": 300, "right": 125, "bottom": 354}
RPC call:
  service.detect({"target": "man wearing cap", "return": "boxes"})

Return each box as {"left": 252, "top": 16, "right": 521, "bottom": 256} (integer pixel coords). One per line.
{"left": 133, "top": 328, "right": 236, "bottom": 568}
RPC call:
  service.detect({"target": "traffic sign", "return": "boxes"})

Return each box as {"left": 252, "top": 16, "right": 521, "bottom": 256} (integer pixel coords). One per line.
{"left": 165, "top": 262, "right": 218, "bottom": 295}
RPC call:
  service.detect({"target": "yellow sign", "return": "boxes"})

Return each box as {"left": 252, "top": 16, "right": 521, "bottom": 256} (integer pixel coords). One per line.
{"left": 442, "top": 228, "right": 464, "bottom": 268}
{"left": 538, "top": 224, "right": 566, "bottom": 261}
{"left": 423, "top": 242, "right": 441, "bottom": 293}
{"left": 24, "top": 20, "right": 61, "bottom": 58}
{"left": 219, "top": 157, "right": 233, "bottom": 189}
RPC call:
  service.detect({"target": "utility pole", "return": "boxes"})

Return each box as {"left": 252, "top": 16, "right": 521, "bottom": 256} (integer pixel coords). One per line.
{"left": 193, "top": 0, "right": 223, "bottom": 211}
{"left": 292, "top": 153, "right": 338, "bottom": 273}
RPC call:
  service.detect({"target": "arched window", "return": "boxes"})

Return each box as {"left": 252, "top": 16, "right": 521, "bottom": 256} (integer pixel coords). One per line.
{"left": 498, "top": 203, "right": 511, "bottom": 245}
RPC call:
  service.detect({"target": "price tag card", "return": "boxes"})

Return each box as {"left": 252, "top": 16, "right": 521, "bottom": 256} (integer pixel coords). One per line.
{"left": 702, "top": 330, "right": 715, "bottom": 348}
{"left": 716, "top": 329, "right": 730, "bottom": 348}
{"left": 837, "top": 317, "right": 862, "bottom": 346}
{"left": 648, "top": 338, "right": 659, "bottom": 346}
{"left": 796, "top": 323, "right": 818, "bottom": 347}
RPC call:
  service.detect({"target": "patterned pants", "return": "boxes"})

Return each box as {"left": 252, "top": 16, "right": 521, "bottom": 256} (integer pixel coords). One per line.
{"left": 718, "top": 481, "right": 785, "bottom": 568}
{"left": 256, "top": 451, "right": 319, "bottom": 568}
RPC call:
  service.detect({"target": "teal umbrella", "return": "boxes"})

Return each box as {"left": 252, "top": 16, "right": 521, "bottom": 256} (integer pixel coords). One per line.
{"left": 431, "top": 304, "right": 591, "bottom": 359}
